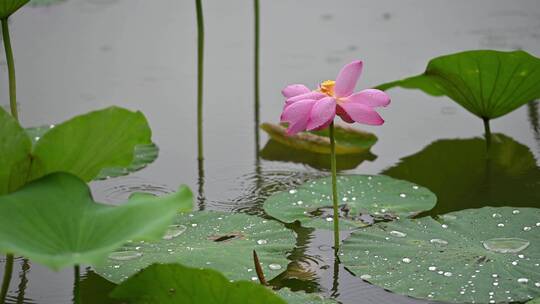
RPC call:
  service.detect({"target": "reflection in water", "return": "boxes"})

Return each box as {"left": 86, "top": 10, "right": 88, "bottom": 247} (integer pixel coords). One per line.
{"left": 72, "top": 266, "right": 81, "bottom": 304}
{"left": 15, "top": 259, "right": 30, "bottom": 304}
{"left": 92, "top": 176, "right": 173, "bottom": 205}
{"left": 0, "top": 254, "right": 14, "bottom": 304}
{"left": 384, "top": 133, "right": 540, "bottom": 215}
{"left": 197, "top": 158, "right": 206, "bottom": 210}
{"left": 261, "top": 139, "right": 376, "bottom": 171}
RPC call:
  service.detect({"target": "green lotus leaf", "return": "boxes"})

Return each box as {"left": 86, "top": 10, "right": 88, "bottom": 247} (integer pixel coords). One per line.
{"left": 341, "top": 207, "right": 540, "bottom": 304}
{"left": 27, "top": 106, "right": 152, "bottom": 182}
{"left": 0, "top": 172, "right": 193, "bottom": 270}
{"left": 276, "top": 288, "right": 338, "bottom": 304}
{"left": 26, "top": 125, "right": 158, "bottom": 180}
{"left": 263, "top": 175, "right": 437, "bottom": 230}
{"left": 528, "top": 298, "right": 540, "bottom": 304}
{"left": 110, "top": 263, "right": 286, "bottom": 304}
{"left": 383, "top": 134, "right": 540, "bottom": 215}
{"left": 260, "top": 123, "right": 377, "bottom": 155}
{"left": 95, "top": 211, "right": 295, "bottom": 283}
{"left": 376, "top": 50, "right": 540, "bottom": 119}
{"left": 260, "top": 139, "right": 376, "bottom": 171}
{"left": 0, "top": 107, "right": 31, "bottom": 195}
{"left": 0, "top": 0, "right": 29, "bottom": 18}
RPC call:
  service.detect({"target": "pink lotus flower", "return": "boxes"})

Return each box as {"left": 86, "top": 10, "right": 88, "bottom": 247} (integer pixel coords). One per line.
{"left": 280, "top": 60, "right": 390, "bottom": 135}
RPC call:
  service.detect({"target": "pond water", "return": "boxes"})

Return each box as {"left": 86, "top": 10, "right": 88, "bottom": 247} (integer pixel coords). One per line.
{"left": 1, "top": 0, "right": 539, "bottom": 303}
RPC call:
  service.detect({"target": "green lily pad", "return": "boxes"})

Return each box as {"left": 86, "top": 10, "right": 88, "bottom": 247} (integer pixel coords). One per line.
{"left": 260, "top": 139, "right": 376, "bottom": 171}
{"left": 341, "top": 207, "right": 540, "bottom": 304}
{"left": 376, "top": 50, "right": 540, "bottom": 119}
{"left": 263, "top": 175, "right": 437, "bottom": 230}
{"left": 0, "top": 0, "right": 29, "bottom": 18}
{"left": 383, "top": 134, "right": 540, "bottom": 215}
{"left": 260, "top": 123, "right": 377, "bottom": 155}
{"left": 26, "top": 124, "right": 158, "bottom": 180}
{"left": 95, "top": 211, "right": 295, "bottom": 283}
{"left": 0, "top": 172, "right": 193, "bottom": 270}
{"left": 276, "top": 288, "right": 338, "bottom": 304}
{"left": 0, "top": 107, "right": 31, "bottom": 195}
{"left": 528, "top": 298, "right": 540, "bottom": 304}
{"left": 111, "top": 263, "right": 286, "bottom": 304}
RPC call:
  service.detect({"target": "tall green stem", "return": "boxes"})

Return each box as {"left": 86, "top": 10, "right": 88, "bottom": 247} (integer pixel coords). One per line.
{"left": 483, "top": 117, "right": 491, "bottom": 150}
{"left": 195, "top": 0, "right": 204, "bottom": 161}
{"left": 73, "top": 265, "right": 81, "bottom": 304}
{"left": 329, "top": 122, "right": 340, "bottom": 250}
{"left": 253, "top": 0, "right": 260, "bottom": 152}
{"left": 1, "top": 254, "right": 14, "bottom": 303}
{"left": 1, "top": 18, "right": 18, "bottom": 121}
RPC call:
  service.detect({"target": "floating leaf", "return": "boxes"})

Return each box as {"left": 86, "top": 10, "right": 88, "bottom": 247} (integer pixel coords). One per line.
{"left": 383, "top": 134, "right": 540, "bottom": 215}
{"left": 263, "top": 175, "right": 436, "bottom": 230}
{"left": 376, "top": 50, "right": 540, "bottom": 119}
{"left": 0, "top": 173, "right": 192, "bottom": 270}
{"left": 95, "top": 211, "right": 295, "bottom": 283}
{"left": 29, "top": 107, "right": 152, "bottom": 182}
{"left": 0, "top": 107, "right": 31, "bottom": 195}
{"left": 26, "top": 124, "right": 158, "bottom": 180}
{"left": 260, "top": 139, "right": 376, "bottom": 171}
{"left": 341, "top": 207, "right": 540, "bottom": 303}
{"left": 111, "top": 263, "right": 286, "bottom": 304}
{"left": 260, "top": 123, "right": 377, "bottom": 155}
{"left": 276, "top": 288, "right": 338, "bottom": 304}
{"left": 0, "top": 0, "right": 29, "bottom": 18}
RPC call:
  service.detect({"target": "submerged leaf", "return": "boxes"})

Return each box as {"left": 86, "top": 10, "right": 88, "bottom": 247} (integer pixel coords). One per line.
{"left": 263, "top": 175, "right": 436, "bottom": 230}
{"left": 260, "top": 139, "right": 376, "bottom": 171}
{"left": 0, "top": 0, "right": 29, "bottom": 18}
{"left": 383, "top": 134, "right": 540, "bottom": 215}
{"left": 111, "top": 264, "right": 286, "bottom": 304}
{"left": 377, "top": 50, "right": 540, "bottom": 119}
{"left": 0, "top": 107, "right": 31, "bottom": 195}
{"left": 95, "top": 211, "right": 295, "bottom": 283}
{"left": 260, "top": 123, "right": 377, "bottom": 155}
{"left": 0, "top": 173, "right": 192, "bottom": 270}
{"left": 341, "top": 207, "right": 540, "bottom": 303}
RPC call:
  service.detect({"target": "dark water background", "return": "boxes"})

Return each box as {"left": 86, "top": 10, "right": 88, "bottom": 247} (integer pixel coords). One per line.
{"left": 1, "top": 0, "right": 539, "bottom": 303}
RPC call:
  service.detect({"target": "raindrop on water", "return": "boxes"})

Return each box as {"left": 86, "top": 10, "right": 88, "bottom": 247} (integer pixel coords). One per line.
{"left": 482, "top": 238, "right": 530, "bottom": 253}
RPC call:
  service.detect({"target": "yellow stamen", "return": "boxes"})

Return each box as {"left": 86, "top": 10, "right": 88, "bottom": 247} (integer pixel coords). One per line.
{"left": 319, "top": 80, "right": 336, "bottom": 96}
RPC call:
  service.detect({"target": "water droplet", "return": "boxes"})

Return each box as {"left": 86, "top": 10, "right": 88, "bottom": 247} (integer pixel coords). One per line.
{"left": 297, "top": 200, "right": 303, "bottom": 205}
{"left": 108, "top": 250, "right": 143, "bottom": 261}
{"left": 257, "top": 239, "right": 267, "bottom": 245}
{"left": 191, "top": 223, "right": 198, "bottom": 227}
{"left": 443, "top": 272, "right": 453, "bottom": 277}
{"left": 428, "top": 266, "right": 437, "bottom": 271}
{"left": 492, "top": 274, "right": 498, "bottom": 278}
{"left": 402, "top": 258, "right": 412, "bottom": 264}
{"left": 326, "top": 217, "right": 333, "bottom": 222}
{"left": 412, "top": 185, "right": 419, "bottom": 190}
{"left": 536, "top": 222, "right": 540, "bottom": 227}
{"left": 497, "top": 223, "right": 505, "bottom": 227}
{"left": 482, "top": 238, "right": 530, "bottom": 253}
{"left": 289, "top": 189, "right": 297, "bottom": 194}
{"left": 162, "top": 224, "right": 187, "bottom": 240}
{"left": 399, "top": 193, "right": 407, "bottom": 198}
{"left": 518, "top": 254, "right": 525, "bottom": 259}
{"left": 492, "top": 213, "right": 502, "bottom": 218}
{"left": 523, "top": 226, "right": 532, "bottom": 231}
{"left": 517, "top": 278, "right": 529, "bottom": 283}
{"left": 512, "top": 261, "right": 519, "bottom": 266}
{"left": 268, "top": 264, "right": 282, "bottom": 270}
{"left": 441, "top": 224, "right": 448, "bottom": 229}
{"left": 512, "top": 210, "right": 520, "bottom": 214}
{"left": 113, "top": 265, "right": 120, "bottom": 269}
{"left": 493, "top": 282, "right": 499, "bottom": 286}
{"left": 430, "top": 238, "right": 448, "bottom": 246}
{"left": 360, "top": 274, "right": 372, "bottom": 280}
{"left": 251, "top": 277, "right": 258, "bottom": 281}
{"left": 535, "top": 282, "right": 540, "bottom": 287}
{"left": 390, "top": 230, "right": 407, "bottom": 238}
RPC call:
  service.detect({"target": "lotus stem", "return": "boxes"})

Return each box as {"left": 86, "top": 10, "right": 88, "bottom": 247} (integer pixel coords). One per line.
{"left": 253, "top": 0, "right": 260, "bottom": 152}
{"left": 0, "top": 254, "right": 14, "bottom": 303}
{"left": 195, "top": 0, "right": 205, "bottom": 161}
{"left": 73, "top": 265, "right": 81, "bottom": 304}
{"left": 252, "top": 250, "right": 268, "bottom": 286}
{"left": 329, "top": 122, "right": 340, "bottom": 250}
{"left": 483, "top": 117, "right": 491, "bottom": 150}
{"left": 1, "top": 18, "right": 18, "bottom": 121}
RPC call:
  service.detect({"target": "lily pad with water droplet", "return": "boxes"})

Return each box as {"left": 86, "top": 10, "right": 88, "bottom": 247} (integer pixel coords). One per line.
{"left": 0, "top": 172, "right": 193, "bottom": 270}
{"left": 95, "top": 211, "right": 296, "bottom": 283}
{"left": 263, "top": 175, "right": 437, "bottom": 230}
{"left": 111, "top": 263, "right": 286, "bottom": 304}
{"left": 26, "top": 124, "right": 158, "bottom": 181}
{"left": 276, "top": 288, "right": 338, "bottom": 304}
{"left": 341, "top": 207, "right": 540, "bottom": 303}
{"left": 260, "top": 122, "right": 377, "bottom": 155}
{"left": 376, "top": 50, "right": 540, "bottom": 120}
